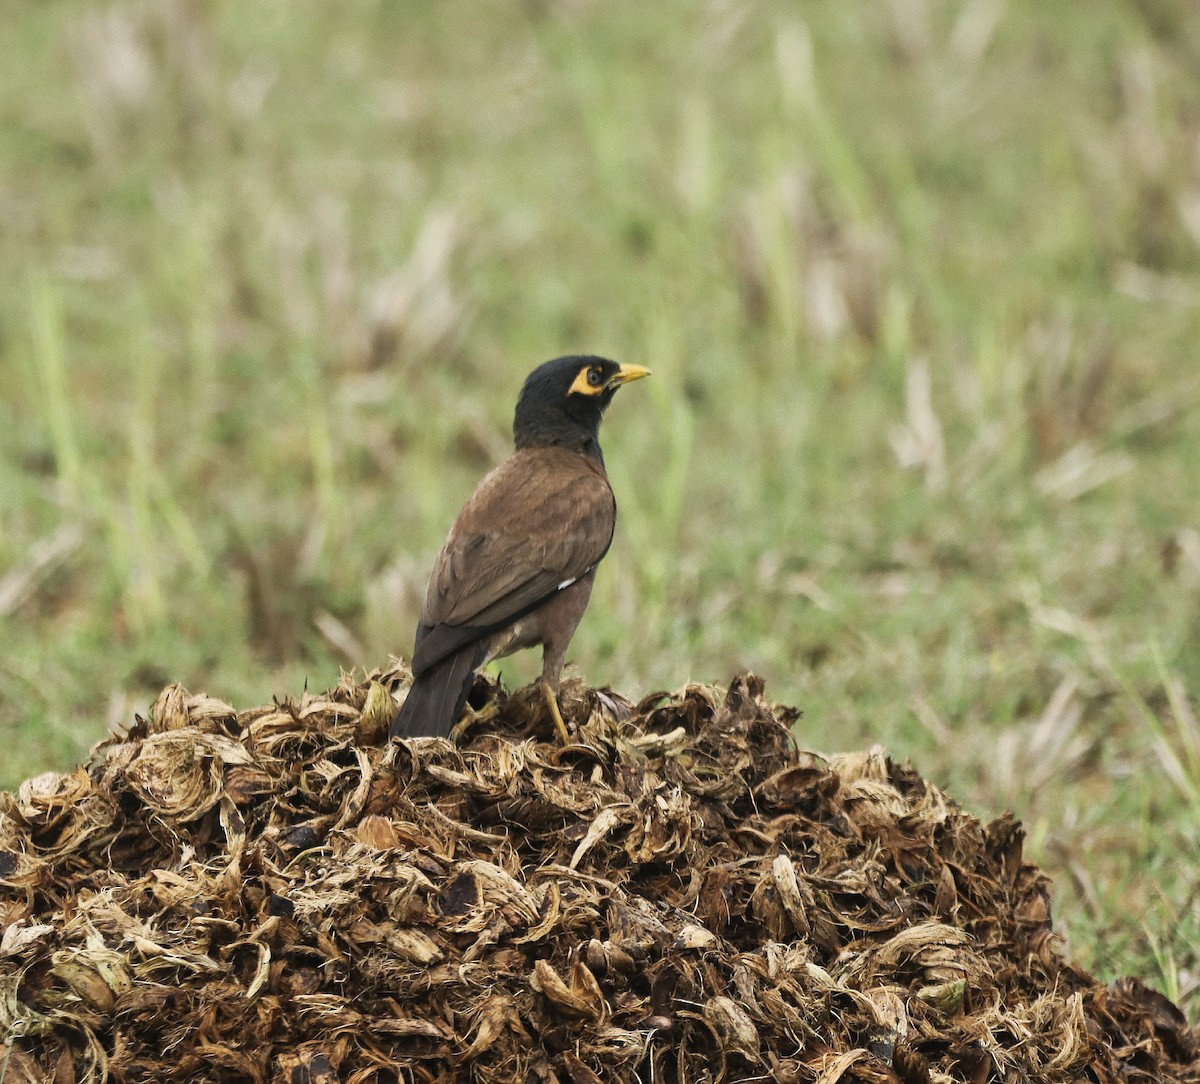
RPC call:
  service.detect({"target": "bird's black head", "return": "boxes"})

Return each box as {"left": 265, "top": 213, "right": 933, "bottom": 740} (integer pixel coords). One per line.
{"left": 513, "top": 355, "right": 650, "bottom": 455}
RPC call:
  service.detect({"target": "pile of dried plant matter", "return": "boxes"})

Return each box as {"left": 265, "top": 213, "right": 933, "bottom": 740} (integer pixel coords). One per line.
{"left": 1, "top": 669, "right": 1196, "bottom": 1084}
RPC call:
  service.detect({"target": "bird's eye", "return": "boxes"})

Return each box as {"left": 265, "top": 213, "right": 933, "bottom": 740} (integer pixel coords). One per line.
{"left": 587, "top": 368, "right": 602, "bottom": 387}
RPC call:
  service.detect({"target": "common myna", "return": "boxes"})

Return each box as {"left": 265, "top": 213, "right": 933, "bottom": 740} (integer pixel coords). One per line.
{"left": 390, "top": 355, "right": 650, "bottom": 742}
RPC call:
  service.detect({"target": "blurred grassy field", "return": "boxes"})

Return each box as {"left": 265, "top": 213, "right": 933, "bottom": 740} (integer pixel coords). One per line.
{"left": 2, "top": 0, "right": 1200, "bottom": 1017}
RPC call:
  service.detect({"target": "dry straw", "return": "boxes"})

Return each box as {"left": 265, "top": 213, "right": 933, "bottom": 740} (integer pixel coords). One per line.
{"left": 1, "top": 669, "right": 1196, "bottom": 1082}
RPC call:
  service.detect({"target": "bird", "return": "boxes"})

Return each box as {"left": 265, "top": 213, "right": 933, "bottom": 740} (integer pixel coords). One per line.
{"left": 390, "top": 355, "right": 650, "bottom": 742}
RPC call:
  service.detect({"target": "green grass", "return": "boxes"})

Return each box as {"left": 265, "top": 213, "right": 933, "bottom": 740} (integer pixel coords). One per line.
{"left": 2, "top": 0, "right": 1199, "bottom": 1019}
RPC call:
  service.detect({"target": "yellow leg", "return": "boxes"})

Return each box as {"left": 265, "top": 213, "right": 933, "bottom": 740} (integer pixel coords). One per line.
{"left": 541, "top": 680, "right": 571, "bottom": 744}
{"left": 449, "top": 699, "right": 499, "bottom": 741}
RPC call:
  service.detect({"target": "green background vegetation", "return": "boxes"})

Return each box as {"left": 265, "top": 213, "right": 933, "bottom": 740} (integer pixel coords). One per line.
{"left": 2, "top": 0, "right": 1199, "bottom": 1019}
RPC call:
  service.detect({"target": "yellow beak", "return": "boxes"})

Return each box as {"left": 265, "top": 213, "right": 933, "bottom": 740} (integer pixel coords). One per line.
{"left": 609, "top": 363, "right": 652, "bottom": 386}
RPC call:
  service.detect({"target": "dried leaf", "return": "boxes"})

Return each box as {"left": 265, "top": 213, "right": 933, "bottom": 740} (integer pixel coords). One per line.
{"left": 0, "top": 667, "right": 1194, "bottom": 1083}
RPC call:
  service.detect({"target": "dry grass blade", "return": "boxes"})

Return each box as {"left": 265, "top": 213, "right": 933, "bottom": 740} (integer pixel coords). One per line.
{"left": 0, "top": 525, "right": 85, "bottom": 620}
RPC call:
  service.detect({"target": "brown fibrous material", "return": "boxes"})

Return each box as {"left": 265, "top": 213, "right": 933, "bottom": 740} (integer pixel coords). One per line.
{"left": 1, "top": 668, "right": 1196, "bottom": 1083}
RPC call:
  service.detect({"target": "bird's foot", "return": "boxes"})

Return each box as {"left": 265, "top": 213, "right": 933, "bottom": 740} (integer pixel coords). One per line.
{"left": 449, "top": 700, "right": 500, "bottom": 742}
{"left": 540, "top": 680, "right": 571, "bottom": 744}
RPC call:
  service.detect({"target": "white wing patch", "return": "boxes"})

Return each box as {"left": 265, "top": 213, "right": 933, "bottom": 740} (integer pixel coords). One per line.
{"left": 557, "top": 565, "right": 593, "bottom": 592}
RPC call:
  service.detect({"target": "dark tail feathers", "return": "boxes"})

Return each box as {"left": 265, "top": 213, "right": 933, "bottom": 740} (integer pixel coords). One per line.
{"left": 390, "top": 642, "right": 488, "bottom": 740}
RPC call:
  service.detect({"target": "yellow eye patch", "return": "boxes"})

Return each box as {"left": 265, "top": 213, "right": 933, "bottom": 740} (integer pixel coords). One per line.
{"left": 568, "top": 366, "right": 606, "bottom": 397}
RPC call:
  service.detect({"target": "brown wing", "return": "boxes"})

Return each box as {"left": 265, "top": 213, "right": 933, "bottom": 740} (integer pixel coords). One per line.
{"left": 410, "top": 446, "right": 615, "bottom": 674}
